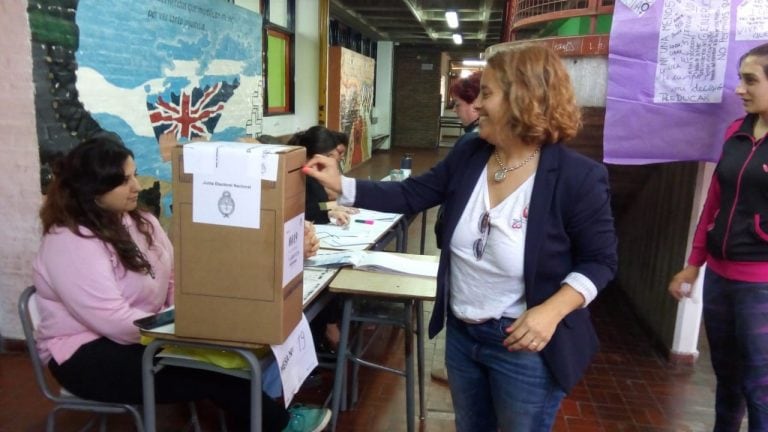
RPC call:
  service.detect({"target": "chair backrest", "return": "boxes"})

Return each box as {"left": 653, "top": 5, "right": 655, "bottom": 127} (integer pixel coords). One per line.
{"left": 18, "top": 285, "right": 64, "bottom": 402}
{"left": 17, "top": 286, "right": 150, "bottom": 432}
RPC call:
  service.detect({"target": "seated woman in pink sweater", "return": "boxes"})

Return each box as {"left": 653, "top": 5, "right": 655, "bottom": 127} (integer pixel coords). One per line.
{"left": 32, "top": 136, "right": 328, "bottom": 432}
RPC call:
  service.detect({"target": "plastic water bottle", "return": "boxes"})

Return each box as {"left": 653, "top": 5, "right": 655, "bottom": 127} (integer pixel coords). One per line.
{"left": 400, "top": 153, "right": 413, "bottom": 178}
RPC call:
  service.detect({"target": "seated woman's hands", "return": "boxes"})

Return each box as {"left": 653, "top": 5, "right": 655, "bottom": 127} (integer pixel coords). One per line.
{"left": 336, "top": 206, "right": 360, "bottom": 215}
{"left": 328, "top": 209, "right": 350, "bottom": 226}
{"left": 303, "top": 221, "right": 319, "bottom": 258}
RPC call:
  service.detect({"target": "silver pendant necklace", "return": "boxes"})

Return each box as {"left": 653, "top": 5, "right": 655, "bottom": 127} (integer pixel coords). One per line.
{"left": 492, "top": 147, "right": 540, "bottom": 182}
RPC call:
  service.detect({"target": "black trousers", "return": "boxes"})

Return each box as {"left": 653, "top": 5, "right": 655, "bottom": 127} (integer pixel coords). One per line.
{"left": 49, "top": 337, "right": 289, "bottom": 431}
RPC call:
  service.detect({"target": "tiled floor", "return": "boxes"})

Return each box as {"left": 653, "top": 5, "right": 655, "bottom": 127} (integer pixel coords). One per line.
{"left": 0, "top": 147, "right": 746, "bottom": 431}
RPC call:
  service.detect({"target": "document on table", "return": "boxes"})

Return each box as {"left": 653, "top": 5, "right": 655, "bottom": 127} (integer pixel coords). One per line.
{"left": 305, "top": 250, "right": 439, "bottom": 278}
{"left": 270, "top": 315, "right": 318, "bottom": 407}
{"left": 314, "top": 209, "right": 402, "bottom": 250}
{"left": 315, "top": 226, "right": 375, "bottom": 249}
{"left": 302, "top": 266, "right": 337, "bottom": 306}
{"left": 351, "top": 209, "right": 400, "bottom": 223}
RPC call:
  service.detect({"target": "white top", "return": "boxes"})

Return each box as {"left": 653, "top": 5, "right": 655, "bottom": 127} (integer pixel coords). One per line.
{"left": 450, "top": 167, "right": 533, "bottom": 321}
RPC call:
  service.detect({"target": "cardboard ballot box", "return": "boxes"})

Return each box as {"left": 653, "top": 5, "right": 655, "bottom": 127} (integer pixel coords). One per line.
{"left": 172, "top": 143, "right": 306, "bottom": 345}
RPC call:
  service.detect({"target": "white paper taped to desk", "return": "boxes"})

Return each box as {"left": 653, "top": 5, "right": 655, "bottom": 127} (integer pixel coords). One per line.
{"left": 305, "top": 251, "right": 438, "bottom": 278}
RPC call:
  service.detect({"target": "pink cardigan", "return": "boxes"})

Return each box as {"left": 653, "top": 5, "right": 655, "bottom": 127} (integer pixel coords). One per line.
{"left": 32, "top": 213, "right": 174, "bottom": 364}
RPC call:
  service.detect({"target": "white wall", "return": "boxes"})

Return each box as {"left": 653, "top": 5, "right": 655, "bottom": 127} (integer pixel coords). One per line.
{"left": 372, "top": 41, "right": 394, "bottom": 150}
{"left": 261, "top": 0, "right": 320, "bottom": 136}
{"left": 563, "top": 57, "right": 607, "bottom": 108}
{"left": 0, "top": 0, "right": 41, "bottom": 340}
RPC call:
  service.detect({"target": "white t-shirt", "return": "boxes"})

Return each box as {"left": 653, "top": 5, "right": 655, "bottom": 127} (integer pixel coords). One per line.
{"left": 449, "top": 167, "right": 534, "bottom": 322}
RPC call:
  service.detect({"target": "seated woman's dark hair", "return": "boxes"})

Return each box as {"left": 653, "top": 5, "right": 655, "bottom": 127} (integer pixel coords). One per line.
{"left": 40, "top": 136, "right": 155, "bottom": 276}
{"left": 256, "top": 134, "right": 281, "bottom": 144}
{"left": 287, "top": 125, "right": 348, "bottom": 158}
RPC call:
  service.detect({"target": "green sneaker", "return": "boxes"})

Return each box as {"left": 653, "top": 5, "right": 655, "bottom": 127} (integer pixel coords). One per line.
{"left": 282, "top": 405, "right": 331, "bottom": 432}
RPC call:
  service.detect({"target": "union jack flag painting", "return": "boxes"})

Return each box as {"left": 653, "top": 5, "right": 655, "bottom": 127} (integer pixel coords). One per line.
{"left": 146, "top": 79, "right": 239, "bottom": 140}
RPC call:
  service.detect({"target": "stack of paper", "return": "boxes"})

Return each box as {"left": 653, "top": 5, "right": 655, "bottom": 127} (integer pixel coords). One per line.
{"left": 305, "top": 251, "right": 438, "bottom": 278}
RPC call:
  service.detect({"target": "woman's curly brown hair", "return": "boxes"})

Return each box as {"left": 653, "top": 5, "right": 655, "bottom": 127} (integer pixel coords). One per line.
{"left": 40, "top": 137, "right": 155, "bottom": 276}
{"left": 486, "top": 43, "right": 582, "bottom": 146}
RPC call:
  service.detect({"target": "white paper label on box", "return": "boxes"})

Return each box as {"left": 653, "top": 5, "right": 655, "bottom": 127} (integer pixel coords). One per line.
{"left": 192, "top": 174, "right": 262, "bottom": 228}
{"left": 283, "top": 213, "right": 305, "bottom": 287}
{"left": 182, "top": 142, "right": 217, "bottom": 175}
{"left": 270, "top": 315, "right": 317, "bottom": 407}
{"left": 185, "top": 142, "right": 264, "bottom": 229}
{"left": 228, "top": 143, "right": 292, "bottom": 181}
{"left": 262, "top": 152, "right": 279, "bottom": 181}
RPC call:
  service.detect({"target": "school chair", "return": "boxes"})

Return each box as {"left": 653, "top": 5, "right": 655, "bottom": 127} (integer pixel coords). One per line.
{"left": 18, "top": 285, "right": 206, "bottom": 432}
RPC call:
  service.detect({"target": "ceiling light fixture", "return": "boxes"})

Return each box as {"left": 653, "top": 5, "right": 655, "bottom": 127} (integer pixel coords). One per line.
{"left": 452, "top": 33, "right": 463, "bottom": 45}
{"left": 462, "top": 59, "right": 486, "bottom": 67}
{"left": 445, "top": 10, "right": 459, "bottom": 29}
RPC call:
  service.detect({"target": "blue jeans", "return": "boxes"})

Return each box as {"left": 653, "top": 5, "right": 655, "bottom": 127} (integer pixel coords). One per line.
{"left": 445, "top": 313, "right": 565, "bottom": 432}
{"left": 704, "top": 269, "right": 768, "bottom": 432}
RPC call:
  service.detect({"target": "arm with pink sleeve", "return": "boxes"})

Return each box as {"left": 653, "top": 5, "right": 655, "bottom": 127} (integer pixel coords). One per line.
{"left": 165, "top": 271, "right": 175, "bottom": 308}
{"left": 688, "top": 120, "right": 744, "bottom": 266}
{"left": 151, "top": 218, "right": 175, "bottom": 308}
{"left": 41, "top": 231, "right": 166, "bottom": 345}
{"left": 688, "top": 174, "right": 720, "bottom": 266}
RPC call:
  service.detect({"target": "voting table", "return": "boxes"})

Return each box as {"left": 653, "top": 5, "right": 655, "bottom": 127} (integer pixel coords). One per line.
{"left": 328, "top": 254, "right": 438, "bottom": 432}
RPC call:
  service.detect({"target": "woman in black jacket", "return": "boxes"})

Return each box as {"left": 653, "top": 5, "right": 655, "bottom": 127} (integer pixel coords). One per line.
{"left": 289, "top": 126, "right": 357, "bottom": 225}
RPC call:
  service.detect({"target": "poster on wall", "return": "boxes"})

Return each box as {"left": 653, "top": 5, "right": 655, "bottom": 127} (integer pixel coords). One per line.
{"left": 604, "top": 0, "right": 766, "bottom": 164}
{"left": 28, "top": 0, "right": 262, "bottom": 221}
{"left": 327, "top": 47, "right": 375, "bottom": 171}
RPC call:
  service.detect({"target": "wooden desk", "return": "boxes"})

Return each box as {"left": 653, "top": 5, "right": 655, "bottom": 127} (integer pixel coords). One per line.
{"left": 438, "top": 116, "right": 463, "bottom": 145}
{"left": 330, "top": 262, "right": 436, "bottom": 300}
{"left": 371, "top": 134, "right": 390, "bottom": 150}
{"left": 328, "top": 254, "right": 438, "bottom": 432}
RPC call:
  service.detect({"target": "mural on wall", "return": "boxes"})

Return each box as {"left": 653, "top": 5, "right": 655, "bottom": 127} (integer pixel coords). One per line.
{"left": 28, "top": 0, "right": 263, "bottom": 220}
{"left": 328, "top": 47, "right": 375, "bottom": 171}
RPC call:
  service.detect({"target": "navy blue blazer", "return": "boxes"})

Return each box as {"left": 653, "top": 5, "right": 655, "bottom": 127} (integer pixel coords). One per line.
{"left": 353, "top": 135, "right": 618, "bottom": 391}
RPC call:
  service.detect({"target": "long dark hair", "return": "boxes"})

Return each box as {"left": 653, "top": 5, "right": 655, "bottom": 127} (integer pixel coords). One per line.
{"left": 287, "top": 125, "right": 348, "bottom": 158}
{"left": 40, "top": 137, "right": 155, "bottom": 276}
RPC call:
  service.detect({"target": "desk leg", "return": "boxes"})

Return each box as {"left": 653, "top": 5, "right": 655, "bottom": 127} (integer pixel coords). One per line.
{"left": 331, "top": 297, "right": 353, "bottom": 432}
{"left": 416, "top": 300, "right": 426, "bottom": 420}
{"left": 395, "top": 220, "right": 404, "bottom": 253}
{"left": 231, "top": 348, "right": 263, "bottom": 432}
{"left": 400, "top": 218, "right": 409, "bottom": 252}
{"left": 142, "top": 339, "right": 164, "bottom": 432}
{"left": 405, "top": 300, "right": 415, "bottom": 432}
{"left": 419, "top": 210, "right": 427, "bottom": 255}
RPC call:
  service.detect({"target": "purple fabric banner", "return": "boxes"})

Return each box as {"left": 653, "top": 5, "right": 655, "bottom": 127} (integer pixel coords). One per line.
{"left": 604, "top": 0, "right": 765, "bottom": 165}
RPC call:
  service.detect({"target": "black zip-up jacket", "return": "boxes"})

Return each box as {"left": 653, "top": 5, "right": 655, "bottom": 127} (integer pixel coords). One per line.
{"left": 707, "top": 114, "right": 768, "bottom": 261}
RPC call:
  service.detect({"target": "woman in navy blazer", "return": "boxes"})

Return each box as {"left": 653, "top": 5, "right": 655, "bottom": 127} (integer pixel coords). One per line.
{"left": 305, "top": 44, "right": 617, "bottom": 431}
